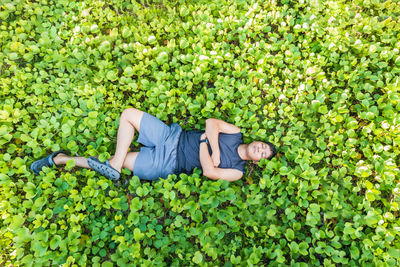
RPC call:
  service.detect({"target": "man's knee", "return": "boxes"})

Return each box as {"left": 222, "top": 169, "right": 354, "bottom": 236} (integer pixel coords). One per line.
{"left": 120, "top": 108, "right": 144, "bottom": 129}
{"left": 121, "top": 108, "right": 140, "bottom": 120}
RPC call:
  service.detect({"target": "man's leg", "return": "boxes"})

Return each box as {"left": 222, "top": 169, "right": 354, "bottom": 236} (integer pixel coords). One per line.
{"left": 53, "top": 155, "right": 90, "bottom": 168}
{"left": 108, "top": 108, "right": 144, "bottom": 173}
{"left": 53, "top": 152, "right": 139, "bottom": 172}
{"left": 109, "top": 152, "right": 139, "bottom": 172}
{"left": 53, "top": 108, "right": 144, "bottom": 173}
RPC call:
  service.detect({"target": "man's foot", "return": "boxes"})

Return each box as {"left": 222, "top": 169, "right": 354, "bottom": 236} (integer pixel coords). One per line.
{"left": 108, "top": 158, "right": 122, "bottom": 174}
{"left": 30, "top": 150, "right": 68, "bottom": 175}
{"left": 87, "top": 157, "right": 121, "bottom": 180}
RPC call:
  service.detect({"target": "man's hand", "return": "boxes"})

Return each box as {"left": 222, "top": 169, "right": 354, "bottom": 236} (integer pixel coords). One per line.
{"left": 211, "top": 152, "right": 220, "bottom": 167}
{"left": 201, "top": 133, "right": 220, "bottom": 166}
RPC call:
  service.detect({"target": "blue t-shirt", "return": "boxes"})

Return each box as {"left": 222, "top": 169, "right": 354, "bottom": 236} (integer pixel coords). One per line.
{"left": 176, "top": 130, "right": 246, "bottom": 175}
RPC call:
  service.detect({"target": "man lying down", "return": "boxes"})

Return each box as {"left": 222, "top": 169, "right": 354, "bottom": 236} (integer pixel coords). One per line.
{"left": 31, "top": 108, "right": 277, "bottom": 182}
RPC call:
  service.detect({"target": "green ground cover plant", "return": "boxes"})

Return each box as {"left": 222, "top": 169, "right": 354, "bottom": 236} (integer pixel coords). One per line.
{"left": 1, "top": 0, "right": 400, "bottom": 265}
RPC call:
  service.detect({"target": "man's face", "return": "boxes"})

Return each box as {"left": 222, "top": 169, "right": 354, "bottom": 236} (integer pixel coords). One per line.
{"left": 248, "top": 141, "right": 271, "bottom": 162}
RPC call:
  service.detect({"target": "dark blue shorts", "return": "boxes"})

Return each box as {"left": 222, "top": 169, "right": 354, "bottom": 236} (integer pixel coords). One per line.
{"left": 133, "top": 112, "right": 182, "bottom": 181}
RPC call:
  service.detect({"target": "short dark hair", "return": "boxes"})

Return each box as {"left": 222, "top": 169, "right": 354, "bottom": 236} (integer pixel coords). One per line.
{"left": 266, "top": 142, "right": 277, "bottom": 160}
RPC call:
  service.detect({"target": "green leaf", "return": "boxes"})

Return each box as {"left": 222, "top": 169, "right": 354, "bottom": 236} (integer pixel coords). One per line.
{"left": 192, "top": 251, "right": 203, "bottom": 264}
{"left": 65, "top": 159, "right": 75, "bottom": 171}
{"left": 15, "top": 227, "right": 31, "bottom": 243}
{"left": 148, "top": 35, "right": 156, "bottom": 43}
{"left": 91, "top": 24, "right": 99, "bottom": 33}
{"left": 180, "top": 39, "right": 189, "bottom": 49}
{"left": 61, "top": 124, "right": 71, "bottom": 135}
{"left": 88, "top": 111, "right": 98, "bottom": 119}
{"left": 299, "top": 241, "right": 309, "bottom": 256}
{"left": 67, "top": 140, "right": 78, "bottom": 152}
{"left": 131, "top": 197, "right": 142, "bottom": 211}
{"left": 124, "top": 66, "right": 134, "bottom": 77}
{"left": 21, "top": 255, "right": 33, "bottom": 267}
{"left": 355, "top": 164, "right": 372, "bottom": 178}
{"left": 156, "top": 52, "right": 168, "bottom": 65}
{"left": 350, "top": 246, "right": 360, "bottom": 260}
{"left": 388, "top": 248, "right": 400, "bottom": 259}
{"left": 365, "top": 180, "right": 373, "bottom": 190}
{"left": 32, "top": 240, "right": 48, "bottom": 257}
{"left": 99, "top": 248, "right": 107, "bottom": 257}
{"left": 106, "top": 70, "right": 118, "bottom": 81}
{"left": 318, "top": 105, "right": 328, "bottom": 114}
{"left": 231, "top": 255, "right": 241, "bottom": 264}
{"left": 129, "top": 176, "right": 140, "bottom": 189}
{"left": 34, "top": 197, "right": 46, "bottom": 210}
{"left": 127, "top": 211, "right": 140, "bottom": 226}
{"left": 9, "top": 52, "right": 19, "bottom": 60}
{"left": 134, "top": 228, "right": 144, "bottom": 241}
{"left": 289, "top": 242, "right": 299, "bottom": 253}
{"left": 279, "top": 166, "right": 290, "bottom": 175}
{"left": 101, "top": 262, "right": 114, "bottom": 267}
{"left": 50, "top": 235, "right": 62, "bottom": 250}
{"left": 97, "top": 179, "right": 109, "bottom": 190}
{"left": 285, "top": 228, "right": 295, "bottom": 240}
{"left": 309, "top": 203, "right": 320, "bottom": 213}
{"left": 122, "top": 27, "right": 131, "bottom": 38}
{"left": 365, "top": 211, "right": 379, "bottom": 227}
{"left": 136, "top": 186, "right": 144, "bottom": 197}
{"left": 10, "top": 214, "right": 25, "bottom": 229}
{"left": 347, "top": 119, "right": 358, "bottom": 129}
{"left": 192, "top": 209, "right": 203, "bottom": 223}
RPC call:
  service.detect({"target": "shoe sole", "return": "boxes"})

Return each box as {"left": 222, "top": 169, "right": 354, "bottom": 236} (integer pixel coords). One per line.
{"left": 87, "top": 157, "right": 120, "bottom": 180}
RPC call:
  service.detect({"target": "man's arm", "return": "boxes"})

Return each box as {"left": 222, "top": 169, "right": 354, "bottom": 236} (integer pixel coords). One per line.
{"left": 199, "top": 133, "right": 243, "bottom": 182}
{"left": 205, "top": 118, "right": 241, "bottom": 167}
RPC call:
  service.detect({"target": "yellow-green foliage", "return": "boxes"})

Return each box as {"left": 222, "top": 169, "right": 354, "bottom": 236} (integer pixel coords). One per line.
{"left": 1, "top": 0, "right": 400, "bottom": 266}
